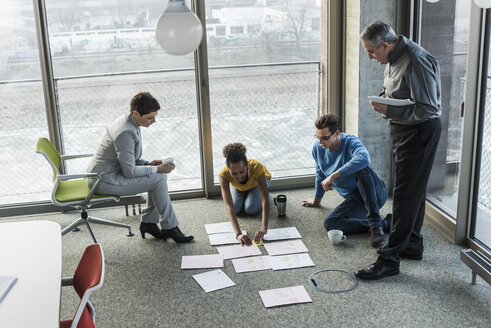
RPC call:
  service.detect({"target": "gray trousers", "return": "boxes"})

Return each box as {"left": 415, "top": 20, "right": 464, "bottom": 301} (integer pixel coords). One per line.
{"left": 379, "top": 118, "right": 441, "bottom": 262}
{"left": 94, "top": 173, "right": 179, "bottom": 229}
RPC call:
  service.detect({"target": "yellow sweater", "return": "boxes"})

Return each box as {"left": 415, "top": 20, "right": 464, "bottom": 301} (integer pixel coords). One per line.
{"left": 219, "top": 159, "right": 272, "bottom": 191}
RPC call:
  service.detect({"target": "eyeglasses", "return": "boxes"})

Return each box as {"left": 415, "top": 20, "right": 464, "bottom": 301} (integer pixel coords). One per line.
{"left": 314, "top": 133, "right": 333, "bottom": 142}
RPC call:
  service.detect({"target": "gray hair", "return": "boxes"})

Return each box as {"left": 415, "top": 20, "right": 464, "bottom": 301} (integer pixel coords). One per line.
{"left": 360, "top": 21, "right": 398, "bottom": 48}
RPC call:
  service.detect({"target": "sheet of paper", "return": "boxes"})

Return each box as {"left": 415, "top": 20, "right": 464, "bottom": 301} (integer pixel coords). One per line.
{"left": 204, "top": 222, "right": 234, "bottom": 234}
{"left": 263, "top": 239, "right": 308, "bottom": 256}
{"left": 368, "top": 96, "right": 415, "bottom": 106}
{"left": 208, "top": 230, "right": 246, "bottom": 246}
{"left": 232, "top": 256, "right": 272, "bottom": 273}
{"left": 267, "top": 253, "right": 315, "bottom": 271}
{"left": 192, "top": 269, "right": 236, "bottom": 293}
{"left": 181, "top": 254, "right": 224, "bottom": 269}
{"left": 216, "top": 244, "right": 261, "bottom": 260}
{"left": 259, "top": 285, "right": 312, "bottom": 308}
{"left": 263, "top": 227, "right": 301, "bottom": 241}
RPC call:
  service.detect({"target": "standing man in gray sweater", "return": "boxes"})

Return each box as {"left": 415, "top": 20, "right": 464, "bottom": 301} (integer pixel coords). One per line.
{"left": 356, "top": 21, "right": 441, "bottom": 280}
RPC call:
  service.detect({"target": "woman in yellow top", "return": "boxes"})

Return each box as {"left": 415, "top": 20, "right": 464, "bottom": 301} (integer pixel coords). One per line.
{"left": 219, "top": 143, "right": 271, "bottom": 246}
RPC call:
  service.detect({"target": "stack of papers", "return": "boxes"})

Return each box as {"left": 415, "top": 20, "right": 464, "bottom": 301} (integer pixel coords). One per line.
{"left": 259, "top": 285, "right": 312, "bottom": 308}
{"left": 368, "top": 96, "right": 414, "bottom": 106}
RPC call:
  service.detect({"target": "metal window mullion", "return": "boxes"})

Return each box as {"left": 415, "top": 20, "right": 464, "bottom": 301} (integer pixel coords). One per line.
{"left": 33, "top": 0, "right": 64, "bottom": 172}
{"left": 193, "top": 0, "right": 215, "bottom": 198}
{"left": 456, "top": 3, "right": 487, "bottom": 245}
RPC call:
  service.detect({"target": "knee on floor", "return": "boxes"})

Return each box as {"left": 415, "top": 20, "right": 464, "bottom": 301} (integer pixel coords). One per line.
{"left": 324, "top": 217, "right": 342, "bottom": 231}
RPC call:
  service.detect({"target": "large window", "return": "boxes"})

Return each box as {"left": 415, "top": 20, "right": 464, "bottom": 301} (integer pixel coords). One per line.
{"left": 44, "top": 0, "right": 202, "bottom": 192}
{"left": 205, "top": 0, "right": 321, "bottom": 183}
{"left": 421, "top": 0, "right": 471, "bottom": 217}
{"left": 471, "top": 7, "right": 491, "bottom": 249}
{"left": 0, "top": 1, "right": 51, "bottom": 205}
{"left": 1, "top": 0, "right": 322, "bottom": 208}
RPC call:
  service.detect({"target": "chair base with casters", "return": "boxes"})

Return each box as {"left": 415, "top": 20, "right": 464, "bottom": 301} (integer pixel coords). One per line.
{"left": 36, "top": 137, "right": 135, "bottom": 244}
{"left": 63, "top": 206, "right": 135, "bottom": 244}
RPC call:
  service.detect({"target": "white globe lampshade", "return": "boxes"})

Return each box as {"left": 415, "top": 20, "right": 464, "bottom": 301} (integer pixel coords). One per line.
{"left": 155, "top": 0, "right": 203, "bottom": 56}
{"left": 475, "top": 0, "right": 491, "bottom": 8}
{"left": 425, "top": 0, "right": 440, "bottom": 3}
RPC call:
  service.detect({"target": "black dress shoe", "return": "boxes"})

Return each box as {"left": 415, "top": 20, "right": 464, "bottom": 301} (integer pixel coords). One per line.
{"left": 161, "top": 226, "right": 194, "bottom": 243}
{"left": 400, "top": 248, "right": 423, "bottom": 260}
{"left": 355, "top": 257, "right": 399, "bottom": 280}
{"left": 140, "top": 223, "right": 166, "bottom": 240}
{"left": 368, "top": 225, "right": 385, "bottom": 248}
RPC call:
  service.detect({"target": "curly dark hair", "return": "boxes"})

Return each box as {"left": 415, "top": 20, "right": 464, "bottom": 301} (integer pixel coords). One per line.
{"left": 223, "top": 143, "right": 247, "bottom": 167}
{"left": 130, "top": 92, "right": 160, "bottom": 115}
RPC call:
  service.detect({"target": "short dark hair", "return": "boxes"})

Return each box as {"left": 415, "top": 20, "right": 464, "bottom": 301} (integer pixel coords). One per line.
{"left": 130, "top": 92, "right": 160, "bottom": 115}
{"left": 360, "top": 21, "right": 398, "bottom": 48}
{"left": 223, "top": 143, "right": 247, "bottom": 167}
{"left": 315, "top": 114, "right": 341, "bottom": 133}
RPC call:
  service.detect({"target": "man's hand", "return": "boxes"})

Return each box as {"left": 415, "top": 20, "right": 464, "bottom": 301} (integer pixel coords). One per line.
{"left": 157, "top": 162, "right": 175, "bottom": 174}
{"left": 254, "top": 229, "right": 267, "bottom": 244}
{"left": 237, "top": 233, "right": 252, "bottom": 246}
{"left": 369, "top": 100, "right": 388, "bottom": 115}
{"left": 302, "top": 199, "right": 320, "bottom": 207}
{"left": 147, "top": 160, "right": 163, "bottom": 166}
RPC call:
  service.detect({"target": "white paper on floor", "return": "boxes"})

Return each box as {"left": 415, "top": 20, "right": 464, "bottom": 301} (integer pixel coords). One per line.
{"left": 263, "top": 239, "right": 308, "bottom": 256}
{"left": 263, "top": 227, "right": 302, "bottom": 241}
{"left": 216, "top": 244, "right": 262, "bottom": 259}
{"left": 181, "top": 254, "right": 224, "bottom": 269}
{"left": 267, "top": 253, "right": 315, "bottom": 271}
{"left": 208, "top": 230, "right": 246, "bottom": 246}
{"left": 192, "top": 269, "right": 236, "bottom": 293}
{"left": 232, "top": 256, "right": 272, "bottom": 273}
{"left": 259, "top": 285, "right": 312, "bottom": 308}
{"left": 204, "top": 222, "right": 234, "bottom": 234}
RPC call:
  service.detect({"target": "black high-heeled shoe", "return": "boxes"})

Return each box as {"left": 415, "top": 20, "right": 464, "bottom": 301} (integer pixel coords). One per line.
{"left": 139, "top": 223, "right": 166, "bottom": 240}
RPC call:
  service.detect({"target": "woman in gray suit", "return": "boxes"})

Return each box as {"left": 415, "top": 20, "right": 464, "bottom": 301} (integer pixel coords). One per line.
{"left": 87, "top": 92, "right": 193, "bottom": 242}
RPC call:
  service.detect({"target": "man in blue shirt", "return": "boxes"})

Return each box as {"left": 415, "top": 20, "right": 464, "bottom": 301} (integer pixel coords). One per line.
{"left": 303, "top": 114, "right": 389, "bottom": 248}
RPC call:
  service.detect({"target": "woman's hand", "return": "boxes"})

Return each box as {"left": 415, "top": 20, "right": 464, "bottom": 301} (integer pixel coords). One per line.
{"left": 157, "top": 162, "right": 175, "bottom": 174}
{"left": 254, "top": 229, "right": 267, "bottom": 244}
{"left": 237, "top": 233, "right": 252, "bottom": 246}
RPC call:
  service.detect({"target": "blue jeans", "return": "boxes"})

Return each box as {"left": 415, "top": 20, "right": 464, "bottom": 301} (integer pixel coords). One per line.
{"left": 230, "top": 180, "right": 270, "bottom": 215}
{"left": 323, "top": 167, "right": 388, "bottom": 234}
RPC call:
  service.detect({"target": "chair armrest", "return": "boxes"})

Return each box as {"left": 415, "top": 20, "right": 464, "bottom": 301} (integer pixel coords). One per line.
{"left": 61, "top": 277, "right": 74, "bottom": 286}
{"left": 60, "top": 153, "right": 93, "bottom": 160}
{"left": 58, "top": 173, "right": 99, "bottom": 181}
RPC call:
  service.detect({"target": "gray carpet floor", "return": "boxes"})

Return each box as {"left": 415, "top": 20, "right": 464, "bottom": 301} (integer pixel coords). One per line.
{"left": 5, "top": 188, "right": 490, "bottom": 327}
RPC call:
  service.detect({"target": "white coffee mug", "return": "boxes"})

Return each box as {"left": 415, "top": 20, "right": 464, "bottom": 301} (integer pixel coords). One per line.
{"left": 328, "top": 229, "right": 346, "bottom": 245}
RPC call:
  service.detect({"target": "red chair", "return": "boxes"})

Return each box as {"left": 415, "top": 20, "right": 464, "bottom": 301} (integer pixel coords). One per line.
{"left": 60, "top": 244, "right": 105, "bottom": 328}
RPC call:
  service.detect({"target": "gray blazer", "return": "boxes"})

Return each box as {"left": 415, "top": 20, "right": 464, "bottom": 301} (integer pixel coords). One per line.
{"left": 87, "top": 113, "right": 154, "bottom": 186}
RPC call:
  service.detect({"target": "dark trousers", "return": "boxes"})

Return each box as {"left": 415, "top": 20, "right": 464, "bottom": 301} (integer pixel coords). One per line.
{"left": 324, "top": 167, "right": 388, "bottom": 234}
{"left": 379, "top": 118, "right": 441, "bottom": 262}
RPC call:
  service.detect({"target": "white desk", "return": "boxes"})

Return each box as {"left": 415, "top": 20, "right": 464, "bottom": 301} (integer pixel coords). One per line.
{"left": 0, "top": 220, "right": 62, "bottom": 328}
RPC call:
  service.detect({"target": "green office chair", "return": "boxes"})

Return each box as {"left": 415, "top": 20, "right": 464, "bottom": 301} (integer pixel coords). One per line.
{"left": 36, "top": 137, "right": 134, "bottom": 243}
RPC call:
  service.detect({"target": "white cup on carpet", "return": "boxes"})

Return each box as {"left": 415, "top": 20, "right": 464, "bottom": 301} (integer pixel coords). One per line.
{"left": 328, "top": 229, "right": 346, "bottom": 245}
